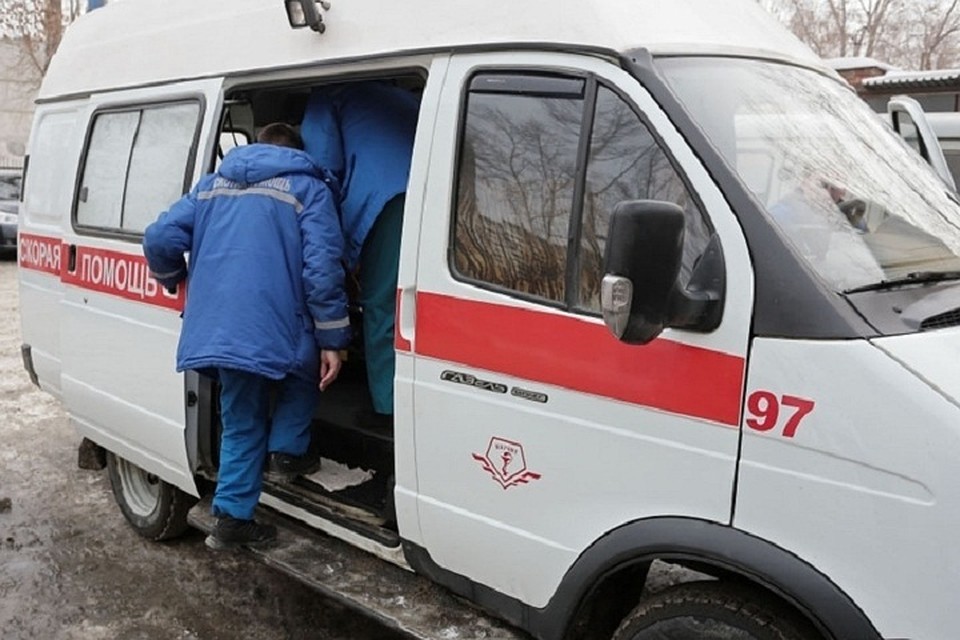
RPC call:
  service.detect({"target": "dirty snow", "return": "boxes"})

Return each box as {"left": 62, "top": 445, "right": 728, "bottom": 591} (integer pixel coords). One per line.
{"left": 0, "top": 259, "right": 404, "bottom": 640}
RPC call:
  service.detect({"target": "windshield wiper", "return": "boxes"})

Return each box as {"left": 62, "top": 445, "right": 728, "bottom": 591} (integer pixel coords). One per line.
{"left": 844, "top": 270, "right": 960, "bottom": 294}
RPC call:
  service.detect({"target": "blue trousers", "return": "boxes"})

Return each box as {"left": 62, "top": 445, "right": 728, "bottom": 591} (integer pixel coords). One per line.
{"left": 212, "top": 369, "right": 319, "bottom": 520}
{"left": 360, "top": 195, "right": 403, "bottom": 415}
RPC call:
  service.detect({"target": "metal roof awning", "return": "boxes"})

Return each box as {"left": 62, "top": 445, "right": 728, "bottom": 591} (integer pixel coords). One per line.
{"left": 864, "top": 69, "right": 960, "bottom": 92}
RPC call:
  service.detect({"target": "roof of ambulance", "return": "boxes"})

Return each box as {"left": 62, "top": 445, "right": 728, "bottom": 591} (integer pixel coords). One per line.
{"left": 39, "top": 0, "right": 822, "bottom": 100}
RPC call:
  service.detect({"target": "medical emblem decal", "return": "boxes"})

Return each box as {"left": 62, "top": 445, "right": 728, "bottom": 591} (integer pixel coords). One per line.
{"left": 472, "top": 437, "right": 542, "bottom": 490}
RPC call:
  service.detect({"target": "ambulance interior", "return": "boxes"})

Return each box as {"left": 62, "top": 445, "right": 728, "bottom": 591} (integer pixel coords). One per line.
{"left": 202, "top": 74, "right": 426, "bottom": 545}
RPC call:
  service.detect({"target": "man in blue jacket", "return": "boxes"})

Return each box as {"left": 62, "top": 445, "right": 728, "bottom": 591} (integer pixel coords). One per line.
{"left": 301, "top": 81, "right": 419, "bottom": 429}
{"left": 143, "top": 123, "right": 350, "bottom": 550}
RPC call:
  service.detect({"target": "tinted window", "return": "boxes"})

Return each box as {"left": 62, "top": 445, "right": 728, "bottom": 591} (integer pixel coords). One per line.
{"left": 580, "top": 86, "right": 711, "bottom": 311}
{"left": 452, "top": 73, "right": 710, "bottom": 314}
{"left": 453, "top": 74, "right": 585, "bottom": 303}
{"left": 76, "top": 102, "right": 199, "bottom": 235}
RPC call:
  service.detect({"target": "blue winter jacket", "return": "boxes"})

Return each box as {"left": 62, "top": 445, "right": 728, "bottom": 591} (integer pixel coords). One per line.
{"left": 300, "top": 81, "right": 419, "bottom": 268}
{"left": 142, "top": 143, "right": 350, "bottom": 382}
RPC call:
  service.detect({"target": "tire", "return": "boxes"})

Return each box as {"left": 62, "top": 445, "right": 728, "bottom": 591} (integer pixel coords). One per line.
{"left": 106, "top": 452, "right": 196, "bottom": 541}
{"left": 612, "top": 581, "right": 821, "bottom": 640}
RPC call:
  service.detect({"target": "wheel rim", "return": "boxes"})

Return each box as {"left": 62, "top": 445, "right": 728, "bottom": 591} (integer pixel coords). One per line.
{"left": 115, "top": 457, "right": 161, "bottom": 517}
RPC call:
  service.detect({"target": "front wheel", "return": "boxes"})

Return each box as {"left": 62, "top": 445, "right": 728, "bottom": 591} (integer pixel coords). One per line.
{"left": 106, "top": 452, "right": 196, "bottom": 541}
{"left": 613, "top": 581, "right": 821, "bottom": 640}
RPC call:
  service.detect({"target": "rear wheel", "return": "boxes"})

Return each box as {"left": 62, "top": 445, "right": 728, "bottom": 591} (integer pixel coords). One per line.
{"left": 106, "top": 452, "right": 196, "bottom": 541}
{"left": 612, "top": 581, "right": 821, "bottom": 640}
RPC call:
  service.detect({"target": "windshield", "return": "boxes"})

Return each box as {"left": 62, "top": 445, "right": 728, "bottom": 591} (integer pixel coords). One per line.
{"left": 657, "top": 57, "right": 960, "bottom": 292}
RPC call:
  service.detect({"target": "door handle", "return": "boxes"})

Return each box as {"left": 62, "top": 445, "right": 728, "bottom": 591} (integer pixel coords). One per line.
{"left": 396, "top": 286, "right": 415, "bottom": 352}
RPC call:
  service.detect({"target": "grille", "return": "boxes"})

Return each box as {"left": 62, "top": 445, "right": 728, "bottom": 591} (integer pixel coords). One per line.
{"left": 920, "top": 308, "right": 960, "bottom": 331}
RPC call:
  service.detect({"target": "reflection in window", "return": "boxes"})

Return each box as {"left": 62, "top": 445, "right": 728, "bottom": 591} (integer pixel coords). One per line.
{"left": 77, "top": 102, "right": 199, "bottom": 234}
{"left": 659, "top": 57, "right": 960, "bottom": 291}
{"left": 580, "top": 86, "right": 711, "bottom": 311}
{"left": 454, "top": 79, "right": 583, "bottom": 303}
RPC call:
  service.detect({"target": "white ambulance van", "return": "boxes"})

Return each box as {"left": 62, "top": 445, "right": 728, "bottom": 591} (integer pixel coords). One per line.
{"left": 19, "top": 1, "right": 960, "bottom": 638}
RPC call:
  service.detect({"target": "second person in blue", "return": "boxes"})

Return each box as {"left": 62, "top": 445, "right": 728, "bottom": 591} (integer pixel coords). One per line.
{"left": 301, "top": 80, "right": 419, "bottom": 430}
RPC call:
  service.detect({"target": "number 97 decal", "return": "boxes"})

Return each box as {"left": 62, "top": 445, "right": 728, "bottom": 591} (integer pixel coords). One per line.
{"left": 745, "top": 391, "right": 815, "bottom": 438}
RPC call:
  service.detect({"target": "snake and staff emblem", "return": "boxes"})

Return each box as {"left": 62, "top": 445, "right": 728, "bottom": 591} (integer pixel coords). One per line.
{"left": 501, "top": 449, "right": 513, "bottom": 477}
{"left": 472, "top": 437, "right": 542, "bottom": 490}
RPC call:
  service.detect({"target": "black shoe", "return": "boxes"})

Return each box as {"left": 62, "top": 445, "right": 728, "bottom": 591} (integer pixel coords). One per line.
{"left": 205, "top": 517, "right": 277, "bottom": 550}
{"left": 264, "top": 451, "right": 321, "bottom": 483}
{"left": 355, "top": 409, "right": 394, "bottom": 431}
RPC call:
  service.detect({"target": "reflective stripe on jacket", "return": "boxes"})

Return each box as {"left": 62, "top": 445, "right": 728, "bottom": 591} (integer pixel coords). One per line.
{"left": 143, "top": 143, "right": 350, "bottom": 381}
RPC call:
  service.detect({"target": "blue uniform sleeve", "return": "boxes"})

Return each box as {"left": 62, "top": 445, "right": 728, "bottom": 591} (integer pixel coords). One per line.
{"left": 142, "top": 185, "right": 201, "bottom": 290}
{"left": 301, "top": 91, "right": 345, "bottom": 184}
{"left": 300, "top": 182, "right": 351, "bottom": 350}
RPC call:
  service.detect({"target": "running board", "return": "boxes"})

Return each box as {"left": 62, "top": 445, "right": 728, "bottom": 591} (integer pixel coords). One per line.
{"left": 187, "top": 497, "right": 527, "bottom": 639}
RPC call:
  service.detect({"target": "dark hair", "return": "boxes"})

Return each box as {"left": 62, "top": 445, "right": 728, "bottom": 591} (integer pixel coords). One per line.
{"left": 257, "top": 123, "right": 304, "bottom": 150}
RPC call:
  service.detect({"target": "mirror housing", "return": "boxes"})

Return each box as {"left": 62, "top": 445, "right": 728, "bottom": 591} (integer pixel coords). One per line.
{"left": 602, "top": 200, "right": 725, "bottom": 344}
{"left": 285, "top": 0, "right": 329, "bottom": 33}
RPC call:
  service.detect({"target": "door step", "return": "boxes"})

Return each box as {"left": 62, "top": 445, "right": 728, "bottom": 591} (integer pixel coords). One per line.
{"left": 187, "top": 497, "right": 528, "bottom": 639}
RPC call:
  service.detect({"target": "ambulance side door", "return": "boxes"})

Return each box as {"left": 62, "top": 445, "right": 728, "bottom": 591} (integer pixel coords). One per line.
{"left": 19, "top": 104, "right": 86, "bottom": 398}
{"left": 409, "top": 52, "right": 754, "bottom": 607}
{"left": 59, "top": 79, "right": 223, "bottom": 495}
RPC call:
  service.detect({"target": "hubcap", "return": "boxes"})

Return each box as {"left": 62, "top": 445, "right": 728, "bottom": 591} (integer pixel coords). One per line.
{"left": 116, "top": 457, "right": 161, "bottom": 517}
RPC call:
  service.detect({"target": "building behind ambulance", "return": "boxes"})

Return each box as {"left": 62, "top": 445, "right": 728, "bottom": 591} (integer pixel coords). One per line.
{"left": 18, "top": 1, "right": 960, "bottom": 638}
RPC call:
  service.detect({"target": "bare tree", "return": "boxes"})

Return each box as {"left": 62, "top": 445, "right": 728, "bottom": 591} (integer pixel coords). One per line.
{"left": 897, "top": 0, "right": 960, "bottom": 69}
{"left": 0, "top": 0, "right": 83, "bottom": 78}
{"left": 761, "top": 0, "right": 960, "bottom": 69}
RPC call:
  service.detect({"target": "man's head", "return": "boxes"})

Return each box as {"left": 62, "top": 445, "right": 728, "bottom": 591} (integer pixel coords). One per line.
{"left": 257, "top": 123, "right": 304, "bottom": 150}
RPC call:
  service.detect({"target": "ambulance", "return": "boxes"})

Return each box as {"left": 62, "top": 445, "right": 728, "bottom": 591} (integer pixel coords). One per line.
{"left": 18, "top": 0, "right": 960, "bottom": 638}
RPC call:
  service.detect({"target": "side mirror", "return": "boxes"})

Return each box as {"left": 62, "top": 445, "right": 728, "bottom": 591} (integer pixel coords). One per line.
{"left": 601, "top": 200, "right": 724, "bottom": 344}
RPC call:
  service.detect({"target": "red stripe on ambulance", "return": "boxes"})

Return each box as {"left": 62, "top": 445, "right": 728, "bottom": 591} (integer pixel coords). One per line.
{"left": 18, "top": 233, "right": 62, "bottom": 276}
{"left": 61, "top": 245, "right": 185, "bottom": 311}
{"left": 415, "top": 292, "right": 744, "bottom": 426}
{"left": 20, "top": 234, "right": 184, "bottom": 312}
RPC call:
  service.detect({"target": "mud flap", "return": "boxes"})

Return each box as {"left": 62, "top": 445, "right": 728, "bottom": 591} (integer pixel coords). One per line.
{"left": 187, "top": 496, "right": 526, "bottom": 639}
{"left": 77, "top": 437, "right": 106, "bottom": 470}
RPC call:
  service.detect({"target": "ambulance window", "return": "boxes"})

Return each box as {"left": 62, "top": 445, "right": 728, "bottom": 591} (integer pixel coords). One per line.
{"left": 76, "top": 111, "right": 139, "bottom": 230}
{"left": 123, "top": 104, "right": 200, "bottom": 232}
{"left": 219, "top": 130, "right": 249, "bottom": 157}
{"left": 579, "top": 85, "right": 711, "bottom": 312}
{"left": 76, "top": 101, "right": 200, "bottom": 236}
{"left": 453, "top": 73, "right": 586, "bottom": 304}
{"left": 24, "top": 112, "right": 77, "bottom": 225}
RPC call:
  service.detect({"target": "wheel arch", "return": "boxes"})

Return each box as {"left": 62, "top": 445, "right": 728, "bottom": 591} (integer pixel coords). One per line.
{"left": 541, "top": 516, "right": 880, "bottom": 640}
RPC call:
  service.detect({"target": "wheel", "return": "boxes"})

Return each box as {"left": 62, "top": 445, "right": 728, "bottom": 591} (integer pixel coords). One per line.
{"left": 106, "top": 452, "right": 196, "bottom": 541}
{"left": 612, "top": 581, "right": 821, "bottom": 640}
